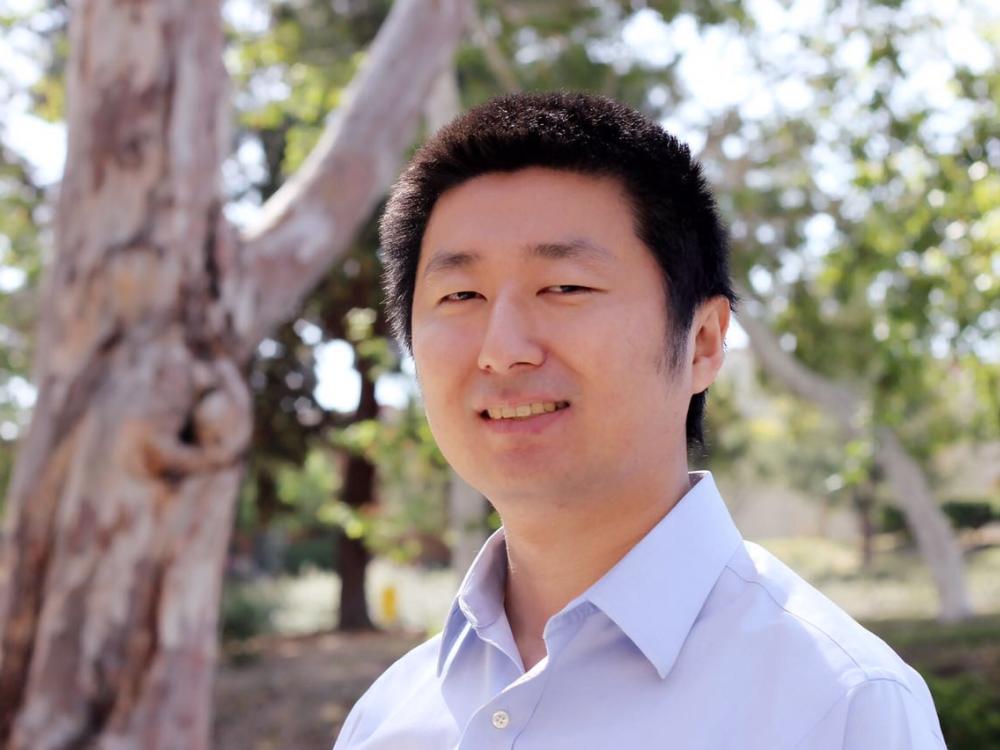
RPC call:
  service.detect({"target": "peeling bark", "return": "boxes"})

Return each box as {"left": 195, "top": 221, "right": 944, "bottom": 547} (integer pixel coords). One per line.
{"left": 0, "top": 0, "right": 468, "bottom": 746}
{"left": 0, "top": 2, "right": 240, "bottom": 746}
{"left": 735, "top": 288, "right": 972, "bottom": 622}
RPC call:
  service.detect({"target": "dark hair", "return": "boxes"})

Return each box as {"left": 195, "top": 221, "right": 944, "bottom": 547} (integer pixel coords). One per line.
{"left": 379, "top": 91, "right": 737, "bottom": 453}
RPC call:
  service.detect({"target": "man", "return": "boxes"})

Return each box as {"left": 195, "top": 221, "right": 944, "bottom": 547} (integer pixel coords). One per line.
{"left": 333, "top": 92, "right": 946, "bottom": 749}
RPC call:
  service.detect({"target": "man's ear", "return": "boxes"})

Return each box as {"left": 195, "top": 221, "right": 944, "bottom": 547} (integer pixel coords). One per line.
{"left": 689, "top": 296, "right": 731, "bottom": 394}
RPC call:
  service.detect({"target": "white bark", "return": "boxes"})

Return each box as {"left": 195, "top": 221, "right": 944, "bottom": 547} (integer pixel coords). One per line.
{"left": 734, "top": 285, "right": 972, "bottom": 621}
{"left": 425, "top": 64, "right": 463, "bottom": 134}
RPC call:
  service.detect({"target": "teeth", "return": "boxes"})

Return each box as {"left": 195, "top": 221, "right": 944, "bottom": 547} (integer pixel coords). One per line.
{"left": 485, "top": 401, "right": 568, "bottom": 420}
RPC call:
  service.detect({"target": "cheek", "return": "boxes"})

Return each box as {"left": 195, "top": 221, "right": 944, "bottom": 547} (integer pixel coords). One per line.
{"left": 412, "top": 321, "right": 479, "bottom": 407}
{"left": 594, "top": 297, "right": 668, "bottom": 365}
{"left": 588, "top": 301, "right": 679, "bottom": 406}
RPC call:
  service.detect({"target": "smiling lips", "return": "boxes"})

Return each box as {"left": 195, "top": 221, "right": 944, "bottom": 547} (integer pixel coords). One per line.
{"left": 482, "top": 401, "right": 571, "bottom": 420}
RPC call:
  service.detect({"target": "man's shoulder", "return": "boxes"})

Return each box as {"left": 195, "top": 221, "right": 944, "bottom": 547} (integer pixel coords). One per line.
{"left": 692, "top": 540, "right": 945, "bottom": 745}
{"left": 708, "top": 540, "right": 928, "bottom": 691}
{"left": 359, "top": 629, "right": 444, "bottom": 702}
{"left": 333, "top": 631, "right": 444, "bottom": 749}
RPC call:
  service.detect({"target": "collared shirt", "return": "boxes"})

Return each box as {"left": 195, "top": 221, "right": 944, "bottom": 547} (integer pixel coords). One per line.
{"left": 333, "top": 471, "right": 946, "bottom": 749}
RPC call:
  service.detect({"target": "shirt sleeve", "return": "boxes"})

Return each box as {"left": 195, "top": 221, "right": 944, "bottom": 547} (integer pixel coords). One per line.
{"left": 331, "top": 698, "right": 365, "bottom": 750}
{"left": 795, "top": 678, "right": 947, "bottom": 749}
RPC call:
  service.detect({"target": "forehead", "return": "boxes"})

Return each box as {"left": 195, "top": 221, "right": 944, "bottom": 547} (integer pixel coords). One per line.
{"left": 418, "top": 167, "right": 643, "bottom": 275}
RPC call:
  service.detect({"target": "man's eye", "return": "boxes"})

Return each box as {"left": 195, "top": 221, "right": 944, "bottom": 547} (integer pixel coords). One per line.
{"left": 545, "top": 285, "right": 591, "bottom": 294}
{"left": 441, "top": 291, "right": 481, "bottom": 303}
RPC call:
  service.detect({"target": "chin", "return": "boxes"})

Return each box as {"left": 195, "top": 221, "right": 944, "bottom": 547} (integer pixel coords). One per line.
{"left": 477, "top": 466, "right": 582, "bottom": 503}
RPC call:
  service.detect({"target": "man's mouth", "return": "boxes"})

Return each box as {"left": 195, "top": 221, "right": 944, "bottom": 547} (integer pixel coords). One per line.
{"left": 479, "top": 401, "right": 571, "bottom": 421}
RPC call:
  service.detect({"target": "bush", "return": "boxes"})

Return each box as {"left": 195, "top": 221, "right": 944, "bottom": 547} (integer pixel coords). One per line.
{"left": 878, "top": 500, "right": 996, "bottom": 534}
{"left": 877, "top": 506, "right": 908, "bottom": 534}
{"left": 926, "top": 673, "right": 1000, "bottom": 749}
{"left": 220, "top": 583, "right": 278, "bottom": 641}
{"left": 283, "top": 535, "right": 337, "bottom": 575}
{"left": 941, "top": 500, "right": 996, "bottom": 530}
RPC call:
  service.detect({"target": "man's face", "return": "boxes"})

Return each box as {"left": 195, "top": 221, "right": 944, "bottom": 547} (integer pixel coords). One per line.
{"left": 411, "top": 167, "right": 695, "bottom": 506}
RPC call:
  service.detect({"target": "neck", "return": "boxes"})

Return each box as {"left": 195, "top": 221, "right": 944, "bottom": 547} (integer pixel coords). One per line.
{"left": 499, "top": 464, "right": 693, "bottom": 670}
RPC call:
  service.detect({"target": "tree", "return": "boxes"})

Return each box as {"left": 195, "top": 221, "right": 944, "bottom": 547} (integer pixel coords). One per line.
{"left": 226, "top": 0, "right": 458, "bottom": 627}
{"left": 0, "top": 0, "right": 466, "bottom": 746}
{"left": 698, "top": 1, "right": 999, "bottom": 621}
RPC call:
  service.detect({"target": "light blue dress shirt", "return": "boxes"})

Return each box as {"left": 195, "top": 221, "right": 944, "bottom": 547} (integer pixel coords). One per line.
{"left": 333, "top": 471, "right": 946, "bottom": 749}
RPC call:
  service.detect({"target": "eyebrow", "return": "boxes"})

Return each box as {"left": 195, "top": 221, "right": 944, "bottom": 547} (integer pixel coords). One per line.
{"left": 421, "top": 237, "right": 613, "bottom": 279}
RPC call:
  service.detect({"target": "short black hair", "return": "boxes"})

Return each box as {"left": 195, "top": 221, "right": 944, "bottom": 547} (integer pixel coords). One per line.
{"left": 379, "top": 91, "right": 737, "bottom": 452}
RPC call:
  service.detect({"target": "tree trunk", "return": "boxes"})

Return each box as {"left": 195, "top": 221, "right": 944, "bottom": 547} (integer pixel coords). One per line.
{"left": 0, "top": 4, "right": 240, "bottom": 747}
{"left": 337, "top": 357, "right": 377, "bottom": 631}
{"left": 0, "top": 0, "right": 468, "bottom": 746}
{"left": 337, "top": 528, "right": 373, "bottom": 631}
{"left": 875, "top": 426, "right": 970, "bottom": 621}
{"left": 736, "top": 293, "right": 972, "bottom": 621}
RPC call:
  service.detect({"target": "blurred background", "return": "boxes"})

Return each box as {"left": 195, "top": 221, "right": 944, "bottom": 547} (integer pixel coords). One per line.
{"left": 0, "top": 0, "right": 997, "bottom": 748}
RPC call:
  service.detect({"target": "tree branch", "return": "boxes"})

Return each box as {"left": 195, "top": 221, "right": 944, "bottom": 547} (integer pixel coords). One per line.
{"left": 235, "top": 0, "right": 469, "bottom": 358}
{"left": 468, "top": 7, "right": 521, "bottom": 93}
{"left": 874, "top": 426, "right": 972, "bottom": 621}
{"left": 733, "top": 282, "right": 862, "bottom": 423}
{"left": 733, "top": 283, "right": 971, "bottom": 620}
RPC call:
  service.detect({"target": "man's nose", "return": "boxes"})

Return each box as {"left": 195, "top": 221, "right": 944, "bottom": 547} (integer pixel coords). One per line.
{"left": 477, "top": 295, "right": 545, "bottom": 373}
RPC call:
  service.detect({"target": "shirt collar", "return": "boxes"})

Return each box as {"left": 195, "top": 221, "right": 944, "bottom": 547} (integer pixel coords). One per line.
{"left": 584, "top": 471, "right": 743, "bottom": 679}
{"left": 436, "top": 525, "right": 509, "bottom": 676}
{"left": 436, "top": 471, "right": 743, "bottom": 680}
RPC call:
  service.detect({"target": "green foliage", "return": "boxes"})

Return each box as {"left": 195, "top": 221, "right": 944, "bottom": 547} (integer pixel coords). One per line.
{"left": 275, "top": 448, "right": 342, "bottom": 529}
{"left": 869, "top": 615, "right": 1000, "bottom": 749}
{"left": 726, "top": 13, "right": 1000, "bottom": 459}
{"left": 0, "top": 1, "right": 68, "bottom": 506}
{"left": 330, "top": 402, "right": 451, "bottom": 564}
{"left": 227, "top": 0, "right": 381, "bottom": 190}
{"left": 0, "top": 151, "right": 43, "bottom": 502}
{"left": 926, "top": 673, "right": 1000, "bottom": 749}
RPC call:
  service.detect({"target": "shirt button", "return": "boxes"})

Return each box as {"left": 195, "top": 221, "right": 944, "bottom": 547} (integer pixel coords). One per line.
{"left": 491, "top": 710, "right": 510, "bottom": 729}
